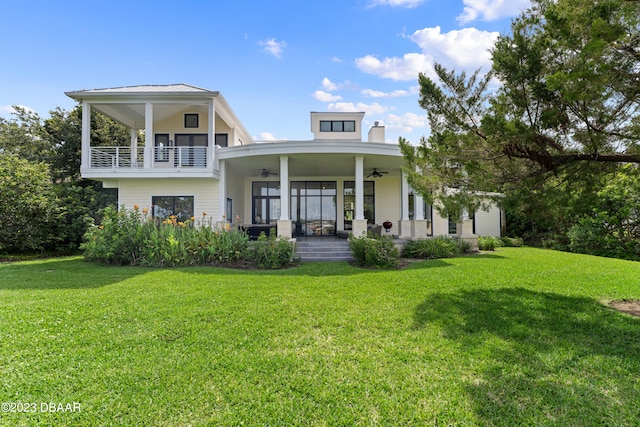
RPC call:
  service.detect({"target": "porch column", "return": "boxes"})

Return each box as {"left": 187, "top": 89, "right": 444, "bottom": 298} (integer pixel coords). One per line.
{"left": 218, "top": 159, "right": 227, "bottom": 223}
{"left": 208, "top": 100, "right": 215, "bottom": 168}
{"left": 130, "top": 129, "right": 138, "bottom": 167}
{"left": 458, "top": 208, "right": 479, "bottom": 252}
{"left": 399, "top": 170, "right": 412, "bottom": 238}
{"left": 413, "top": 191, "right": 428, "bottom": 238}
{"left": 144, "top": 102, "right": 153, "bottom": 169}
{"left": 81, "top": 102, "right": 91, "bottom": 170}
{"left": 277, "top": 155, "right": 292, "bottom": 239}
{"left": 352, "top": 156, "right": 368, "bottom": 237}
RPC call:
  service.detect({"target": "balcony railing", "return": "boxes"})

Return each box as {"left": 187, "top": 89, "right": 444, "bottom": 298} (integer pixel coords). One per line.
{"left": 89, "top": 147, "right": 208, "bottom": 169}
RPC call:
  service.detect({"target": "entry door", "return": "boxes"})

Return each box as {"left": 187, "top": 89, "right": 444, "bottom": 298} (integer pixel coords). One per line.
{"left": 291, "top": 181, "right": 337, "bottom": 236}
{"left": 174, "top": 134, "right": 208, "bottom": 167}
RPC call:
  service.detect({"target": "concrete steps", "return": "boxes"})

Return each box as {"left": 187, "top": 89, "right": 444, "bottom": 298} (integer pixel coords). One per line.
{"left": 295, "top": 237, "right": 353, "bottom": 262}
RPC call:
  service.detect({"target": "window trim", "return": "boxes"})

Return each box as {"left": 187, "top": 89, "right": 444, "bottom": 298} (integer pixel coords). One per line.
{"left": 151, "top": 196, "right": 194, "bottom": 222}
{"left": 319, "top": 120, "right": 356, "bottom": 132}
{"left": 184, "top": 113, "right": 199, "bottom": 128}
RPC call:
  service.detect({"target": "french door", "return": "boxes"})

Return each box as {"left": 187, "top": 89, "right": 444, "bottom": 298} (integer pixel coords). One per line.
{"left": 291, "top": 181, "right": 337, "bottom": 236}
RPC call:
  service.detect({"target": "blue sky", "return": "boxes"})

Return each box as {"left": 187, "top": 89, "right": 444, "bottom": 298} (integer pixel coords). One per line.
{"left": 0, "top": 0, "right": 531, "bottom": 144}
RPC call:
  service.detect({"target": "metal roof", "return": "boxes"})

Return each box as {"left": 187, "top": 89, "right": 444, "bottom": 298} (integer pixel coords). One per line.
{"left": 66, "top": 84, "right": 218, "bottom": 98}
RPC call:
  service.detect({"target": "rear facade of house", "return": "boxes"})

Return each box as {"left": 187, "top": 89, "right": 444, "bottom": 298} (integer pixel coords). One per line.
{"left": 66, "top": 84, "right": 502, "bottom": 240}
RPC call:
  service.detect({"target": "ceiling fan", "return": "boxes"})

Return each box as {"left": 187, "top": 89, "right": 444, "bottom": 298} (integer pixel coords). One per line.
{"left": 366, "top": 168, "right": 389, "bottom": 178}
{"left": 261, "top": 169, "right": 278, "bottom": 178}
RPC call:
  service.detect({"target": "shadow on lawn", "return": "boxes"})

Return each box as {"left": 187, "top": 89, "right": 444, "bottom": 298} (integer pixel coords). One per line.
{"left": 0, "top": 257, "right": 148, "bottom": 290}
{"left": 413, "top": 288, "right": 640, "bottom": 425}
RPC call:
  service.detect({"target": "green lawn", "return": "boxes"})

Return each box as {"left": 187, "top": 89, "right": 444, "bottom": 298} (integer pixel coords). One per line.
{"left": 1, "top": 248, "right": 639, "bottom": 426}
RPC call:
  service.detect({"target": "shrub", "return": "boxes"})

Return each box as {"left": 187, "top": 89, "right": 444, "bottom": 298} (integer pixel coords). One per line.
{"left": 348, "top": 233, "right": 399, "bottom": 269}
{"left": 477, "top": 236, "right": 504, "bottom": 251}
{"left": 83, "top": 208, "right": 252, "bottom": 267}
{"left": 500, "top": 236, "right": 524, "bottom": 247}
{"left": 249, "top": 230, "right": 296, "bottom": 269}
{"left": 401, "top": 237, "right": 464, "bottom": 259}
{"left": 81, "top": 206, "right": 146, "bottom": 265}
{"left": 0, "top": 154, "right": 63, "bottom": 253}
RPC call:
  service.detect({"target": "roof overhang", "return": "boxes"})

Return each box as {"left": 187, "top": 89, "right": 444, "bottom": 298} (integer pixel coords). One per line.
{"left": 217, "top": 140, "right": 404, "bottom": 178}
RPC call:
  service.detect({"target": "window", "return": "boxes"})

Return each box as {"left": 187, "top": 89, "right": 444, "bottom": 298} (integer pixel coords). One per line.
{"left": 252, "top": 182, "right": 280, "bottom": 224}
{"left": 215, "top": 133, "right": 228, "bottom": 147}
{"left": 343, "top": 181, "right": 375, "bottom": 230}
{"left": 152, "top": 196, "right": 194, "bottom": 222}
{"left": 320, "top": 120, "right": 356, "bottom": 132}
{"left": 226, "top": 198, "right": 232, "bottom": 222}
{"left": 155, "top": 134, "right": 170, "bottom": 162}
{"left": 184, "top": 113, "right": 199, "bottom": 128}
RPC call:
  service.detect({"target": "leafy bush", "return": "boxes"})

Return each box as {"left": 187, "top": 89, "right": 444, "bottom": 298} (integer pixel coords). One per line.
{"left": 0, "top": 154, "right": 63, "bottom": 253}
{"left": 249, "top": 230, "right": 296, "bottom": 269}
{"left": 478, "top": 236, "right": 504, "bottom": 251}
{"left": 81, "top": 206, "right": 147, "bottom": 265}
{"left": 83, "top": 207, "right": 253, "bottom": 267}
{"left": 500, "top": 236, "right": 524, "bottom": 247}
{"left": 401, "top": 237, "right": 464, "bottom": 259}
{"left": 348, "top": 233, "right": 399, "bottom": 269}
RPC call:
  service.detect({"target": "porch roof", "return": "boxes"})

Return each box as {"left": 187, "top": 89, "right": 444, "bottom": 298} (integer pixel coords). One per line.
{"left": 217, "top": 140, "right": 405, "bottom": 178}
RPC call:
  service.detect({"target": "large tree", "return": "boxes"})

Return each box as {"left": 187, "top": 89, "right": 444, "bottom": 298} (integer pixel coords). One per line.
{"left": 401, "top": 0, "right": 640, "bottom": 221}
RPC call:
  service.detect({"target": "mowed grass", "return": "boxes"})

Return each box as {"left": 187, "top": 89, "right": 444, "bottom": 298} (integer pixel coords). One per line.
{"left": 1, "top": 248, "right": 639, "bottom": 426}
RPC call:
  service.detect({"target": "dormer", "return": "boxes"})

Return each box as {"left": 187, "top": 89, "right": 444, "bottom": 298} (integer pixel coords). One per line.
{"left": 310, "top": 112, "right": 365, "bottom": 141}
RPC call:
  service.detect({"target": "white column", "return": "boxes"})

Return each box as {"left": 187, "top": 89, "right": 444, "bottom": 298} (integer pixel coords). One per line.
{"left": 130, "top": 129, "right": 138, "bottom": 166}
{"left": 218, "top": 159, "right": 226, "bottom": 221}
{"left": 277, "top": 155, "right": 292, "bottom": 239}
{"left": 352, "top": 156, "right": 368, "bottom": 237}
{"left": 208, "top": 100, "right": 215, "bottom": 168}
{"left": 279, "top": 156, "right": 289, "bottom": 220}
{"left": 144, "top": 102, "right": 153, "bottom": 169}
{"left": 415, "top": 191, "right": 424, "bottom": 220}
{"left": 355, "top": 156, "right": 364, "bottom": 220}
{"left": 401, "top": 170, "right": 410, "bottom": 221}
{"left": 81, "top": 102, "right": 91, "bottom": 170}
{"left": 399, "top": 170, "right": 412, "bottom": 237}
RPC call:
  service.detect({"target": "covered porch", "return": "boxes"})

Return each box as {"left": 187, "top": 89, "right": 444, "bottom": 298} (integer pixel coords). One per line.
{"left": 65, "top": 85, "right": 251, "bottom": 179}
{"left": 216, "top": 141, "right": 434, "bottom": 239}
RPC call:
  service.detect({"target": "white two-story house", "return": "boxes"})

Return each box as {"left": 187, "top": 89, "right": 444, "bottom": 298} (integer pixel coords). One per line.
{"left": 66, "top": 84, "right": 502, "bottom": 240}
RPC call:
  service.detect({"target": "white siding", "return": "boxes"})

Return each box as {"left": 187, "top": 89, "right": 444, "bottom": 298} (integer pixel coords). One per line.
{"left": 225, "top": 167, "right": 245, "bottom": 222}
{"left": 374, "top": 176, "right": 401, "bottom": 235}
{"left": 117, "top": 178, "right": 220, "bottom": 218}
{"left": 475, "top": 204, "right": 501, "bottom": 237}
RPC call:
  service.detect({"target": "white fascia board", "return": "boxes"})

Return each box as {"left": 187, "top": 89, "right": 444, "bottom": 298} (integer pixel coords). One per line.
{"left": 81, "top": 169, "right": 221, "bottom": 180}
{"left": 217, "top": 140, "right": 401, "bottom": 160}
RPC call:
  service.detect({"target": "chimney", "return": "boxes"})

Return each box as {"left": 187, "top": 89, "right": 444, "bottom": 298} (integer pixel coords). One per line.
{"left": 368, "top": 121, "right": 385, "bottom": 143}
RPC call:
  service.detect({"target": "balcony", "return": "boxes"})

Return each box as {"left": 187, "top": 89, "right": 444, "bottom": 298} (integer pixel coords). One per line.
{"left": 89, "top": 146, "right": 209, "bottom": 170}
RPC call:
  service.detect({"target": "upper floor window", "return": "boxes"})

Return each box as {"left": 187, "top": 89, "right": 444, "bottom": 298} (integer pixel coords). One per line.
{"left": 215, "top": 133, "right": 228, "bottom": 147}
{"left": 320, "top": 120, "right": 355, "bottom": 132}
{"left": 184, "top": 113, "right": 199, "bottom": 128}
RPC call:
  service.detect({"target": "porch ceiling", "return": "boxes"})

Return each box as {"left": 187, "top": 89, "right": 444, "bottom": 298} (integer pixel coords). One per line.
{"left": 223, "top": 152, "right": 405, "bottom": 178}
{"left": 90, "top": 103, "right": 226, "bottom": 130}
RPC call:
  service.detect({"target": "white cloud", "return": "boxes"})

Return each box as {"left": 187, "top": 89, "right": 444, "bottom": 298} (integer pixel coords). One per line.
{"left": 385, "top": 112, "right": 429, "bottom": 136}
{"left": 369, "top": 0, "right": 424, "bottom": 8}
{"left": 328, "top": 102, "right": 387, "bottom": 116}
{"left": 356, "top": 26, "right": 498, "bottom": 82}
{"left": 260, "top": 38, "right": 286, "bottom": 59}
{"left": 331, "top": 56, "right": 343, "bottom": 63}
{"left": 256, "top": 132, "right": 287, "bottom": 141}
{"left": 355, "top": 53, "right": 433, "bottom": 82}
{"left": 312, "top": 90, "right": 343, "bottom": 102}
{"left": 361, "top": 88, "right": 411, "bottom": 98}
{"left": 321, "top": 77, "right": 339, "bottom": 91}
{"left": 409, "top": 26, "right": 499, "bottom": 69}
{"left": 457, "top": 0, "right": 531, "bottom": 24}
{"left": 0, "top": 104, "right": 36, "bottom": 117}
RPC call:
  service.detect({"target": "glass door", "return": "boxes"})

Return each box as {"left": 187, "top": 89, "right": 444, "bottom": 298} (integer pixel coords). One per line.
{"left": 291, "top": 181, "right": 336, "bottom": 236}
